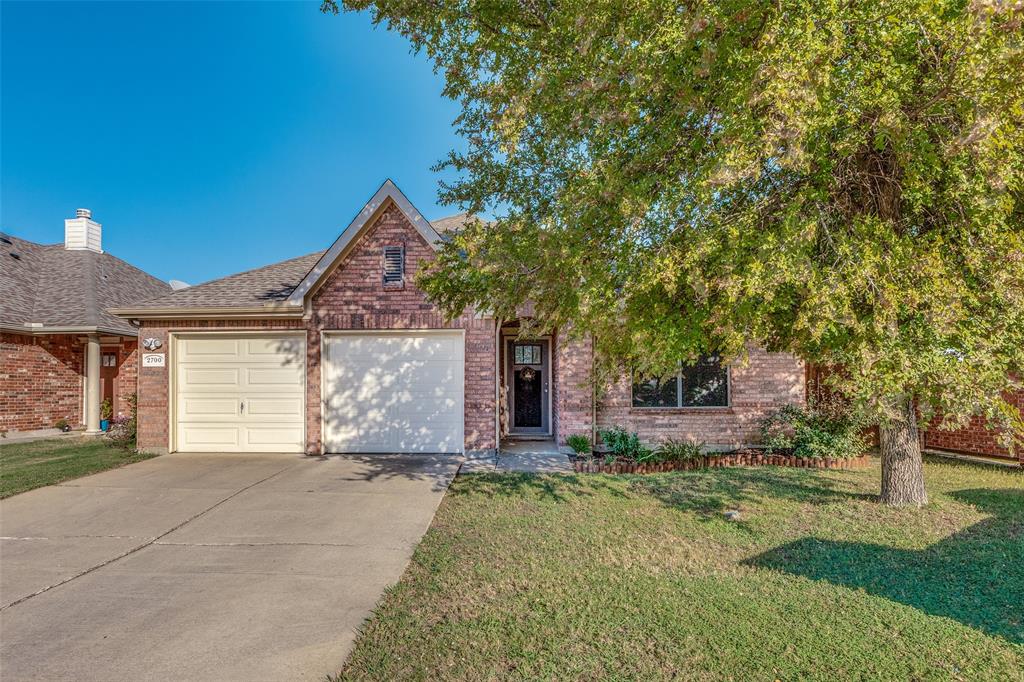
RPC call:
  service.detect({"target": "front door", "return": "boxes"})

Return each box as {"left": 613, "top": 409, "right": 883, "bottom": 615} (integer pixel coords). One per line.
{"left": 100, "top": 350, "right": 119, "bottom": 416}
{"left": 506, "top": 339, "right": 550, "bottom": 435}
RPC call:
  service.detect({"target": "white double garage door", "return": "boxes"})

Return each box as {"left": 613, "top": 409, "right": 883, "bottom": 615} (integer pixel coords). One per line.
{"left": 174, "top": 332, "right": 464, "bottom": 454}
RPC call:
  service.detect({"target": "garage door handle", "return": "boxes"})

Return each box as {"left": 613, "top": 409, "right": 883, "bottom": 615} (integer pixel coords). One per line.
{"left": 240, "top": 401, "right": 245, "bottom": 414}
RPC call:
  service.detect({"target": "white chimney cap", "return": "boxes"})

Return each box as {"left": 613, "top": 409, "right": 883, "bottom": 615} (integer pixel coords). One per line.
{"left": 76, "top": 208, "right": 92, "bottom": 219}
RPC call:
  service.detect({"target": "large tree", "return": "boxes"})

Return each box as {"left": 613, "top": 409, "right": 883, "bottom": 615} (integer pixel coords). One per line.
{"left": 326, "top": 0, "right": 1024, "bottom": 506}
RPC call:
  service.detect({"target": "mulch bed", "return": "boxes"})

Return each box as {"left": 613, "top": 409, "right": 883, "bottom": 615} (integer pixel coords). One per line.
{"left": 571, "top": 448, "right": 870, "bottom": 474}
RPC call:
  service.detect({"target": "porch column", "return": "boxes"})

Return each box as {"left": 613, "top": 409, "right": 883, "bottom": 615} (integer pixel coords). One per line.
{"left": 84, "top": 333, "right": 102, "bottom": 434}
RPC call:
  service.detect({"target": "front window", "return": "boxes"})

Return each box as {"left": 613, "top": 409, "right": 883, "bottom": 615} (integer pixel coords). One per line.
{"left": 632, "top": 355, "right": 728, "bottom": 408}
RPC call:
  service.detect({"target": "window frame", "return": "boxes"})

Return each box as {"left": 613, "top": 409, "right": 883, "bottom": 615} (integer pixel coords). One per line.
{"left": 631, "top": 357, "right": 731, "bottom": 409}
{"left": 513, "top": 343, "right": 542, "bottom": 365}
{"left": 382, "top": 244, "right": 405, "bottom": 288}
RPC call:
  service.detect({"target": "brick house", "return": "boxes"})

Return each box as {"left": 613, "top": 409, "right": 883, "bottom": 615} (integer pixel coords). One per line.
{"left": 111, "top": 181, "right": 806, "bottom": 455}
{"left": 1, "top": 210, "right": 171, "bottom": 436}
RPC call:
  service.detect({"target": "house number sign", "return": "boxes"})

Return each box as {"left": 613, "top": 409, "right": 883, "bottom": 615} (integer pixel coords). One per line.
{"left": 142, "top": 353, "right": 166, "bottom": 368}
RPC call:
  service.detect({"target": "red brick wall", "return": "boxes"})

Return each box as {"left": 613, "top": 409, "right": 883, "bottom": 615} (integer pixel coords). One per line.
{"left": 808, "top": 364, "right": 1022, "bottom": 463}
{"left": 136, "top": 200, "right": 498, "bottom": 454}
{"left": 309, "top": 202, "right": 496, "bottom": 454}
{"left": 923, "top": 390, "right": 1024, "bottom": 463}
{"left": 552, "top": 330, "right": 593, "bottom": 444}
{"left": 135, "top": 319, "right": 307, "bottom": 452}
{"left": 0, "top": 332, "right": 84, "bottom": 433}
{"left": 113, "top": 339, "right": 139, "bottom": 418}
{"left": 595, "top": 348, "right": 806, "bottom": 449}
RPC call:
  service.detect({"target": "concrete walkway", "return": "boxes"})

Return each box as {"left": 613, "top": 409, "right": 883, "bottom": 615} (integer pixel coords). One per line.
{"left": 0, "top": 452, "right": 460, "bottom": 681}
{"left": 461, "top": 439, "right": 574, "bottom": 474}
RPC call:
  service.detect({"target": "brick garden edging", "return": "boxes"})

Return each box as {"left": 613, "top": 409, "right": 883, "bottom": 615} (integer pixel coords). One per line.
{"left": 572, "top": 452, "right": 871, "bottom": 474}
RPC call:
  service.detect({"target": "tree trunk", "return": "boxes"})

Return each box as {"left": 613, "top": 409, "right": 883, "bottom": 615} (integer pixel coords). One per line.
{"left": 878, "top": 397, "right": 928, "bottom": 507}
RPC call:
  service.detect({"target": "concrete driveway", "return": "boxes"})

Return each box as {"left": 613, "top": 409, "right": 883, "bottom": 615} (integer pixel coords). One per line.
{"left": 0, "top": 452, "right": 460, "bottom": 681}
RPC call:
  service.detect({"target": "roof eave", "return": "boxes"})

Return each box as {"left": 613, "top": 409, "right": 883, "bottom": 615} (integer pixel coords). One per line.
{"left": 0, "top": 323, "right": 138, "bottom": 337}
{"left": 108, "top": 305, "right": 305, "bottom": 321}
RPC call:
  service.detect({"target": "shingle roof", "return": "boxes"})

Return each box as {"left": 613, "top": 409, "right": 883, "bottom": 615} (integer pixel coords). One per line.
{"left": 108, "top": 211, "right": 480, "bottom": 314}
{"left": 431, "top": 212, "right": 474, "bottom": 234}
{"left": 122, "top": 250, "right": 326, "bottom": 311}
{"left": 431, "top": 212, "right": 492, "bottom": 236}
{"left": 0, "top": 233, "right": 171, "bottom": 335}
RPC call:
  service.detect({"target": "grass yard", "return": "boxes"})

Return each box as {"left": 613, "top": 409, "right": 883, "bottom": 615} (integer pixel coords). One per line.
{"left": 336, "top": 457, "right": 1023, "bottom": 681}
{"left": 0, "top": 437, "right": 154, "bottom": 498}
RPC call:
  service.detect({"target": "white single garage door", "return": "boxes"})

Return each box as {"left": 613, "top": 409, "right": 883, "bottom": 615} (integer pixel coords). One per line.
{"left": 174, "top": 334, "right": 305, "bottom": 453}
{"left": 323, "top": 332, "right": 464, "bottom": 453}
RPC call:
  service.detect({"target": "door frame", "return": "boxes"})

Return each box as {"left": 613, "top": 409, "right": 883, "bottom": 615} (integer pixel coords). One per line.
{"left": 99, "top": 345, "right": 120, "bottom": 415}
{"left": 502, "top": 333, "right": 552, "bottom": 437}
{"left": 168, "top": 330, "right": 307, "bottom": 454}
{"left": 320, "top": 329, "right": 466, "bottom": 455}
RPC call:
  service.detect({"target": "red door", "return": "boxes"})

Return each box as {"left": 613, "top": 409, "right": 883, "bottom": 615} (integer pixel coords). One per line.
{"left": 100, "top": 351, "right": 119, "bottom": 417}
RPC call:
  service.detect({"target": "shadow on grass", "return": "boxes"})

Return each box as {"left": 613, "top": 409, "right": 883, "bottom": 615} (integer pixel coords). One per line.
{"left": 630, "top": 466, "right": 875, "bottom": 517}
{"left": 451, "top": 471, "right": 630, "bottom": 503}
{"left": 745, "top": 487, "right": 1024, "bottom": 643}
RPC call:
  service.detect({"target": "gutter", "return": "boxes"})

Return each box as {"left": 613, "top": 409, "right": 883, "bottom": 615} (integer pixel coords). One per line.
{"left": 0, "top": 324, "right": 138, "bottom": 337}
{"left": 107, "top": 304, "right": 305, "bottom": 320}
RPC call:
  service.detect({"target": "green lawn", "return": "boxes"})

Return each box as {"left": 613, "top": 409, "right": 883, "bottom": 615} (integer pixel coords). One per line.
{"left": 336, "top": 457, "right": 1023, "bottom": 681}
{"left": 0, "top": 437, "right": 155, "bottom": 498}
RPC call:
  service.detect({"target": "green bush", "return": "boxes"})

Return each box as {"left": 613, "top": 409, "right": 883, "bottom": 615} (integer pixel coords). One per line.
{"left": 566, "top": 434, "right": 591, "bottom": 455}
{"left": 600, "top": 427, "right": 652, "bottom": 461}
{"left": 100, "top": 397, "right": 113, "bottom": 421}
{"left": 655, "top": 438, "right": 705, "bottom": 462}
{"left": 760, "top": 398, "right": 867, "bottom": 459}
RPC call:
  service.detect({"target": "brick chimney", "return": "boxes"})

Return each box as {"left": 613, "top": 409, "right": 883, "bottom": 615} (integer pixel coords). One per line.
{"left": 64, "top": 208, "right": 102, "bottom": 253}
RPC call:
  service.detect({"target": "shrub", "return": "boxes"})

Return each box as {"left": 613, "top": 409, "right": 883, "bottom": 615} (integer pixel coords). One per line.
{"left": 655, "top": 438, "right": 705, "bottom": 462}
{"left": 600, "top": 427, "right": 652, "bottom": 461}
{"left": 54, "top": 418, "right": 69, "bottom": 431}
{"left": 106, "top": 393, "right": 138, "bottom": 450}
{"left": 760, "top": 397, "right": 867, "bottom": 459}
{"left": 566, "top": 434, "right": 591, "bottom": 455}
{"left": 100, "top": 398, "right": 113, "bottom": 421}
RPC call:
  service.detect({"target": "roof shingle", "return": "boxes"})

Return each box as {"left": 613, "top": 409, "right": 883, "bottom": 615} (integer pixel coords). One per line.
{"left": 0, "top": 234, "right": 171, "bottom": 335}
{"left": 122, "top": 250, "right": 326, "bottom": 311}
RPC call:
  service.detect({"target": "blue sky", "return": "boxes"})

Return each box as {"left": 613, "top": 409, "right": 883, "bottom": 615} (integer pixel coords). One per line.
{"left": 1, "top": 1, "right": 465, "bottom": 285}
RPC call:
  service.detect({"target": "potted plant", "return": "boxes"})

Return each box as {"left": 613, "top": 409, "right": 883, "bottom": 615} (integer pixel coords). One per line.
{"left": 100, "top": 398, "right": 113, "bottom": 431}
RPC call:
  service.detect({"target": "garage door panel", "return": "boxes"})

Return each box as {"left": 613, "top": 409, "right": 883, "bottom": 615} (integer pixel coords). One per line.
{"left": 245, "top": 337, "right": 304, "bottom": 359}
{"left": 181, "top": 367, "right": 241, "bottom": 388}
{"left": 323, "top": 333, "right": 464, "bottom": 454}
{"left": 180, "top": 397, "right": 239, "bottom": 419}
{"left": 179, "top": 426, "right": 241, "bottom": 450}
{"left": 245, "top": 397, "right": 303, "bottom": 417}
{"left": 178, "top": 338, "right": 241, "bottom": 362}
{"left": 244, "top": 425, "right": 305, "bottom": 446}
{"left": 175, "top": 334, "right": 305, "bottom": 453}
{"left": 245, "top": 366, "right": 304, "bottom": 387}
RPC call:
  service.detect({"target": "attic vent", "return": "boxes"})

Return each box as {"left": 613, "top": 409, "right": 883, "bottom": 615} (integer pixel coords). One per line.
{"left": 0, "top": 234, "right": 11, "bottom": 245}
{"left": 382, "top": 245, "right": 404, "bottom": 287}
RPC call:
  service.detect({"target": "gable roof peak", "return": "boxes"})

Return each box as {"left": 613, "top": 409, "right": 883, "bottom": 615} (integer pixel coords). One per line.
{"left": 285, "top": 179, "right": 442, "bottom": 305}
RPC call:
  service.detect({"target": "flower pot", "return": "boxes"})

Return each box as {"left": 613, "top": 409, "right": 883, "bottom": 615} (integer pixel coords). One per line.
{"left": 100, "top": 419, "right": 110, "bottom": 431}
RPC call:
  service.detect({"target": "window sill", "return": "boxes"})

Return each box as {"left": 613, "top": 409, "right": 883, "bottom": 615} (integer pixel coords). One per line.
{"left": 629, "top": 406, "right": 733, "bottom": 415}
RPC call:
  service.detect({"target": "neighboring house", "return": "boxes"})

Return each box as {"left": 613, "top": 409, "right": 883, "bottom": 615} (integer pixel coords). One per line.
{"left": 111, "top": 180, "right": 806, "bottom": 455}
{"left": 1, "top": 210, "right": 171, "bottom": 435}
